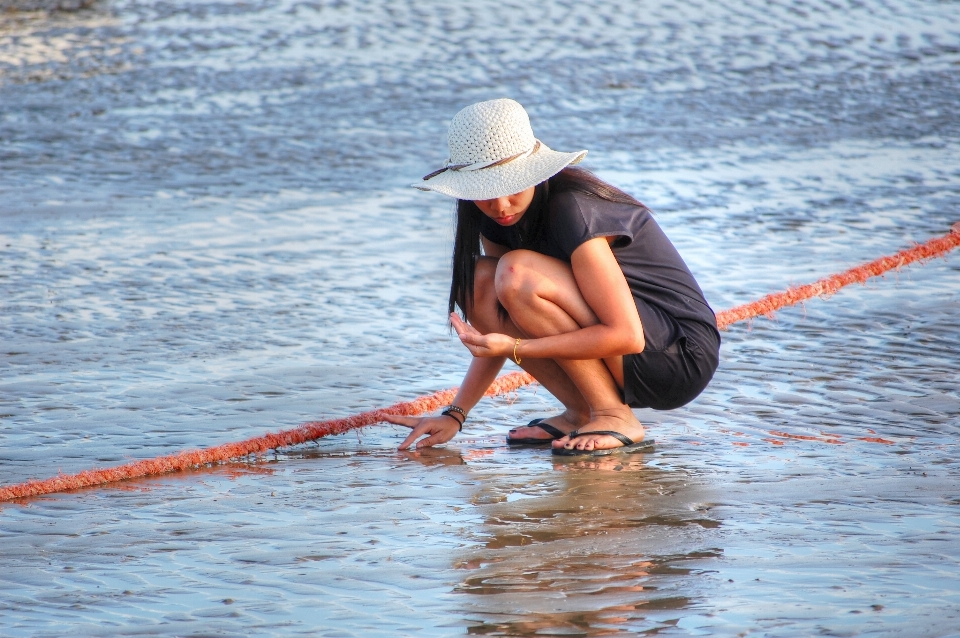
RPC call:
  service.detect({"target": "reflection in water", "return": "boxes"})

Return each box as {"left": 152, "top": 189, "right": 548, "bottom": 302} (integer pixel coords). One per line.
{"left": 398, "top": 447, "right": 467, "bottom": 467}
{"left": 455, "top": 452, "right": 723, "bottom": 635}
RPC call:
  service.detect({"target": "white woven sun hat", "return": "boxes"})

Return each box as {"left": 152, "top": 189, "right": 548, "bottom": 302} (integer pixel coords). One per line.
{"left": 414, "top": 98, "right": 587, "bottom": 201}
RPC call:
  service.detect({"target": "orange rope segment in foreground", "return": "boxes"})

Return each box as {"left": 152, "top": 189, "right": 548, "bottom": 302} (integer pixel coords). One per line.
{"left": 0, "top": 373, "right": 535, "bottom": 502}
{"left": 1, "top": 224, "right": 957, "bottom": 502}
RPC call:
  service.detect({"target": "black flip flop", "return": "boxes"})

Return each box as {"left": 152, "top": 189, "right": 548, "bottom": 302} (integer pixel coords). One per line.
{"left": 551, "top": 429, "right": 655, "bottom": 456}
{"left": 507, "top": 418, "right": 568, "bottom": 445}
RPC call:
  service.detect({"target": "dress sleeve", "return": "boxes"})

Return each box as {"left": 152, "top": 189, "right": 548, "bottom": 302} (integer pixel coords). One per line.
{"left": 548, "top": 191, "right": 640, "bottom": 260}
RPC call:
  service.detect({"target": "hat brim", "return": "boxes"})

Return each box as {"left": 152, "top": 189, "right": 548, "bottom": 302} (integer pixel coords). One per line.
{"left": 412, "top": 143, "right": 587, "bottom": 200}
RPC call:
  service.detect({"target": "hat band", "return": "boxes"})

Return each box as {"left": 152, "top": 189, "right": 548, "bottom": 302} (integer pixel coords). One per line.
{"left": 422, "top": 140, "right": 541, "bottom": 182}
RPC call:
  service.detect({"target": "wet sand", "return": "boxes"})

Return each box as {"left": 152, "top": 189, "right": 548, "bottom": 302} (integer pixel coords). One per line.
{"left": 2, "top": 0, "right": 959, "bottom": 635}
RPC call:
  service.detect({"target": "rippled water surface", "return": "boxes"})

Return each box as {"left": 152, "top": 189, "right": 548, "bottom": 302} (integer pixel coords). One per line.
{"left": 2, "top": 0, "right": 960, "bottom": 635}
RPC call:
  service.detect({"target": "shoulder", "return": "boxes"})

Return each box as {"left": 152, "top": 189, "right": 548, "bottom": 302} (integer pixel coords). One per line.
{"left": 546, "top": 190, "right": 595, "bottom": 229}
{"left": 549, "top": 189, "right": 646, "bottom": 215}
{"left": 548, "top": 189, "right": 651, "bottom": 229}
{"left": 548, "top": 189, "right": 587, "bottom": 214}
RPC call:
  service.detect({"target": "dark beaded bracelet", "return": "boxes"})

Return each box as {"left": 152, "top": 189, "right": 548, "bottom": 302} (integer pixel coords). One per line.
{"left": 445, "top": 405, "right": 467, "bottom": 421}
{"left": 441, "top": 408, "right": 466, "bottom": 432}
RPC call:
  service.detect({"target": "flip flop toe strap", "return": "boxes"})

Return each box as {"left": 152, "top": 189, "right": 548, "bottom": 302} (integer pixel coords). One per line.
{"left": 567, "top": 429, "right": 636, "bottom": 447}
{"left": 507, "top": 418, "right": 568, "bottom": 443}
{"left": 534, "top": 422, "right": 567, "bottom": 439}
{"left": 510, "top": 417, "right": 544, "bottom": 433}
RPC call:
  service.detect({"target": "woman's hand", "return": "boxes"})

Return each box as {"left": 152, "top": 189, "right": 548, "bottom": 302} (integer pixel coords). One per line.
{"left": 450, "top": 313, "right": 516, "bottom": 358}
{"left": 385, "top": 413, "right": 462, "bottom": 450}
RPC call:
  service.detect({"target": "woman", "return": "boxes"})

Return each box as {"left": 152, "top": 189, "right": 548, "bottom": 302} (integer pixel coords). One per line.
{"left": 385, "top": 99, "right": 719, "bottom": 456}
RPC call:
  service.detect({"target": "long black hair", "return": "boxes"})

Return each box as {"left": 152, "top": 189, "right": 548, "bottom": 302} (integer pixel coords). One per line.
{"left": 448, "top": 166, "right": 644, "bottom": 318}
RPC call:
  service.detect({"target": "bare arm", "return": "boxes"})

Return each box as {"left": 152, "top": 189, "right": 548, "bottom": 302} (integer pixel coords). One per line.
{"left": 387, "top": 238, "right": 509, "bottom": 449}
{"left": 448, "top": 235, "right": 510, "bottom": 409}
{"left": 449, "top": 355, "right": 507, "bottom": 414}
{"left": 386, "top": 355, "right": 505, "bottom": 450}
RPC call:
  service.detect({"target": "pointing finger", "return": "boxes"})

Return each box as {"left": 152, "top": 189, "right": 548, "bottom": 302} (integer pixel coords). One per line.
{"left": 416, "top": 431, "right": 449, "bottom": 449}
{"left": 398, "top": 428, "right": 423, "bottom": 450}
{"left": 382, "top": 414, "right": 418, "bottom": 428}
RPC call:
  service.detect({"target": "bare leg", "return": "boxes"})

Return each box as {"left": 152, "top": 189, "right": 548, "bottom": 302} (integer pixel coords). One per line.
{"left": 494, "top": 250, "right": 645, "bottom": 451}
{"left": 468, "top": 257, "right": 589, "bottom": 437}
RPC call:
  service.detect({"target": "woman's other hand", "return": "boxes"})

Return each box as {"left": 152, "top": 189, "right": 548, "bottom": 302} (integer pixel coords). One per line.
{"left": 386, "top": 414, "right": 461, "bottom": 450}
{"left": 450, "top": 313, "right": 515, "bottom": 358}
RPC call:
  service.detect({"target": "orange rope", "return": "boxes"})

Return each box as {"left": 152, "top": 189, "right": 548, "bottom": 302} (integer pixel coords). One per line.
{"left": 715, "top": 222, "right": 960, "bottom": 330}
{"left": 1, "top": 224, "right": 957, "bottom": 502}
{"left": 0, "top": 372, "right": 534, "bottom": 502}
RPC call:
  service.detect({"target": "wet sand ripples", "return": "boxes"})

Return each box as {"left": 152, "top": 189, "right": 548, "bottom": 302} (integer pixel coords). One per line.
{"left": 2, "top": 0, "right": 960, "bottom": 634}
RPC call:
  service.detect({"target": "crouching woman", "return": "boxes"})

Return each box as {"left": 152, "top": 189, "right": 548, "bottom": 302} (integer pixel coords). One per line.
{"left": 386, "top": 99, "right": 719, "bottom": 456}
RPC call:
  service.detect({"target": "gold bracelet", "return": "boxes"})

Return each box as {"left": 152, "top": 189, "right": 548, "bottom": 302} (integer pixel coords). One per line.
{"left": 513, "top": 338, "right": 522, "bottom": 365}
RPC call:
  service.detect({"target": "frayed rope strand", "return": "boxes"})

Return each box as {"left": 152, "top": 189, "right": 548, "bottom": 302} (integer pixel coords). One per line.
{"left": 1, "top": 224, "right": 957, "bottom": 502}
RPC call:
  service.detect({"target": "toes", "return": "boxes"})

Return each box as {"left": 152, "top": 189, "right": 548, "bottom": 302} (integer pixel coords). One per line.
{"left": 573, "top": 435, "right": 616, "bottom": 451}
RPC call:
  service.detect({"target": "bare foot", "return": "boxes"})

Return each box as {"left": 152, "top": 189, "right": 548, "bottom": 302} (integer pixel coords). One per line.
{"left": 551, "top": 407, "right": 645, "bottom": 452}
{"left": 508, "top": 409, "right": 587, "bottom": 442}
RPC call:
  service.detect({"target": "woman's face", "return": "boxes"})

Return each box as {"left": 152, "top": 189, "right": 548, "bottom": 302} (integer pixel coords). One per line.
{"left": 473, "top": 186, "right": 536, "bottom": 226}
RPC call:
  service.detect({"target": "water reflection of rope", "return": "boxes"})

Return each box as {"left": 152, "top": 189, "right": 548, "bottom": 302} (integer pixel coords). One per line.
{"left": 2, "top": 224, "right": 958, "bottom": 502}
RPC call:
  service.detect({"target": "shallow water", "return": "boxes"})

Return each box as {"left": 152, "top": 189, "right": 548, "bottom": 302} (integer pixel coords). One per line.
{"left": 2, "top": 0, "right": 960, "bottom": 635}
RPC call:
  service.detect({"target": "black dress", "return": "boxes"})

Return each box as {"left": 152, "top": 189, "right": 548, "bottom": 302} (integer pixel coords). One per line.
{"left": 479, "top": 190, "right": 719, "bottom": 410}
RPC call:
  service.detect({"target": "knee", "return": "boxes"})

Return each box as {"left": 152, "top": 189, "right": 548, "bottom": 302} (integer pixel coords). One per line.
{"left": 495, "top": 250, "right": 542, "bottom": 309}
